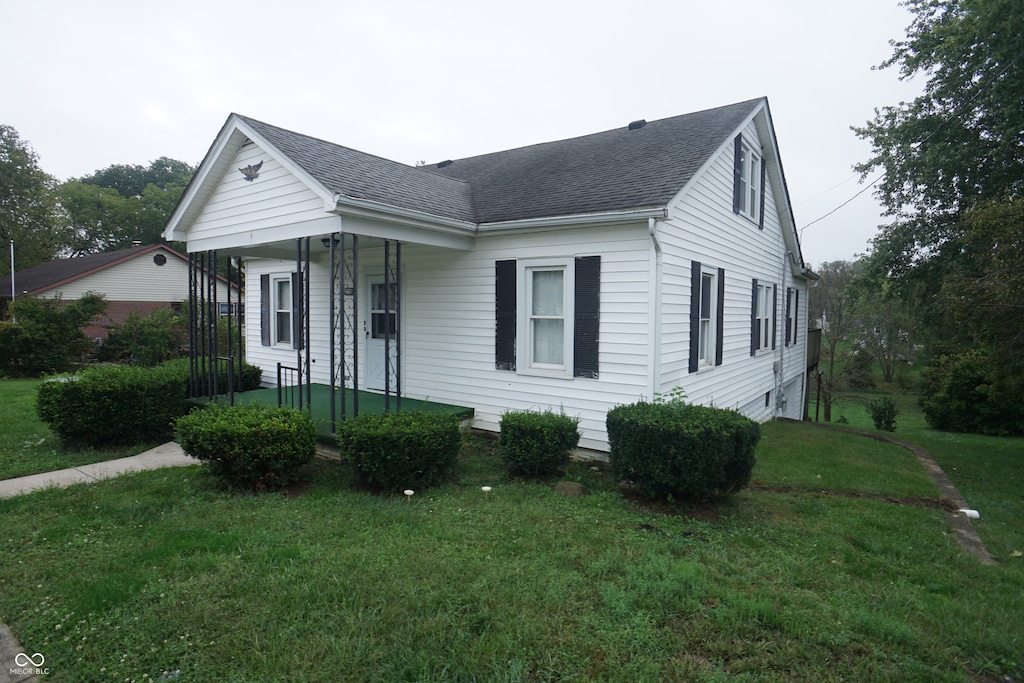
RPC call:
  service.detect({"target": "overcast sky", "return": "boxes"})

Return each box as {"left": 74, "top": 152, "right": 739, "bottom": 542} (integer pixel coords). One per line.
{"left": 3, "top": 0, "right": 922, "bottom": 266}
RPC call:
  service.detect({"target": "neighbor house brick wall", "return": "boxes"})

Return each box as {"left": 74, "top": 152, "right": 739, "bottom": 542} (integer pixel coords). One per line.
{"left": 83, "top": 300, "right": 181, "bottom": 342}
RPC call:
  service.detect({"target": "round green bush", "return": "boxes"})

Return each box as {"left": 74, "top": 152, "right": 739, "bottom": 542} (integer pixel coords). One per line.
{"left": 337, "top": 411, "right": 461, "bottom": 492}
{"left": 175, "top": 403, "right": 317, "bottom": 489}
{"left": 606, "top": 401, "right": 760, "bottom": 500}
{"left": 499, "top": 410, "right": 580, "bottom": 476}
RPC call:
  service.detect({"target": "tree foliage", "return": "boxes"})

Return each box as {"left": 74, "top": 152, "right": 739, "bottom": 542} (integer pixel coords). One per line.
{"left": 59, "top": 157, "right": 194, "bottom": 253}
{"left": 0, "top": 125, "right": 61, "bottom": 276}
{"left": 0, "top": 292, "right": 107, "bottom": 376}
{"left": 854, "top": 0, "right": 1024, "bottom": 275}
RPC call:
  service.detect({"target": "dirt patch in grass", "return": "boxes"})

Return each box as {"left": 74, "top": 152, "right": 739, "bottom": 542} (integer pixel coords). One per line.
{"left": 748, "top": 483, "right": 959, "bottom": 511}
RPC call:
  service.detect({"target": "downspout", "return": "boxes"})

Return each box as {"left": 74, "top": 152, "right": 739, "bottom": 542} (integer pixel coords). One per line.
{"left": 777, "top": 247, "right": 792, "bottom": 418}
{"left": 648, "top": 217, "right": 662, "bottom": 401}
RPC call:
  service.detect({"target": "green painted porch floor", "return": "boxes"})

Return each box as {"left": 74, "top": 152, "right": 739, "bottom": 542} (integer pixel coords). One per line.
{"left": 196, "top": 385, "right": 475, "bottom": 445}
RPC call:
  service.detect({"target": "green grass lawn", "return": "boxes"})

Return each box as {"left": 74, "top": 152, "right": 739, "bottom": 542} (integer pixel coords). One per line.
{"left": 1, "top": 383, "right": 1022, "bottom": 681}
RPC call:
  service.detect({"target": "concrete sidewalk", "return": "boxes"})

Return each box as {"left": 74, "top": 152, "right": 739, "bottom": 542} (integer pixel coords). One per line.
{"left": 0, "top": 442, "right": 199, "bottom": 499}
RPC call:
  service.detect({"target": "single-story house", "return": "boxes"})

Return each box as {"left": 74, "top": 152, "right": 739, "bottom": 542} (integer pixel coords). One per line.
{"left": 0, "top": 244, "right": 237, "bottom": 342}
{"left": 164, "top": 96, "right": 817, "bottom": 452}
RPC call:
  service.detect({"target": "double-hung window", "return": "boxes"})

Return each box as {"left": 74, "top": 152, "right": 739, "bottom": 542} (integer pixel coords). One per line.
{"left": 689, "top": 261, "right": 725, "bottom": 372}
{"left": 750, "top": 279, "right": 776, "bottom": 355}
{"left": 273, "top": 276, "right": 292, "bottom": 346}
{"left": 785, "top": 287, "right": 799, "bottom": 346}
{"left": 260, "top": 272, "right": 301, "bottom": 349}
{"left": 494, "top": 256, "right": 600, "bottom": 378}
{"left": 733, "top": 133, "right": 766, "bottom": 228}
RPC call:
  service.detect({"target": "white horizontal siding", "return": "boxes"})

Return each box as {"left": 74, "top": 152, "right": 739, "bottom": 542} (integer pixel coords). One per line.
{"left": 658, "top": 118, "right": 809, "bottom": 419}
{"left": 45, "top": 248, "right": 229, "bottom": 302}
{"left": 243, "top": 222, "right": 653, "bottom": 451}
{"left": 188, "top": 143, "right": 329, "bottom": 247}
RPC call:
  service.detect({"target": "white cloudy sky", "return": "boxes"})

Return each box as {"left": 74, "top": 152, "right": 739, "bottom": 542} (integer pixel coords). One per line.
{"left": 3, "top": 0, "right": 922, "bottom": 266}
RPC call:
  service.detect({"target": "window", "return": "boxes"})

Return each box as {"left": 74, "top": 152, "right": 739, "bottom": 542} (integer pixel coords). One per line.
{"left": 259, "top": 272, "right": 300, "bottom": 349}
{"left": 750, "top": 279, "right": 776, "bottom": 355}
{"left": 370, "top": 282, "right": 398, "bottom": 340}
{"left": 528, "top": 267, "right": 566, "bottom": 367}
{"left": 689, "top": 261, "right": 725, "bottom": 372}
{"left": 785, "top": 287, "right": 799, "bottom": 346}
{"left": 495, "top": 256, "right": 600, "bottom": 378}
{"left": 273, "top": 276, "right": 292, "bottom": 345}
{"left": 733, "top": 133, "right": 766, "bottom": 228}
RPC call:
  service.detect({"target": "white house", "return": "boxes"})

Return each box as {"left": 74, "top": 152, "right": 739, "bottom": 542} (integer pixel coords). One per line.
{"left": 164, "top": 97, "right": 816, "bottom": 452}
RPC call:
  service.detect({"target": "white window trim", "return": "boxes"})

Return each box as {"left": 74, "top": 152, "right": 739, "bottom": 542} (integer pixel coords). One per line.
{"left": 516, "top": 257, "right": 574, "bottom": 378}
{"left": 739, "top": 142, "right": 760, "bottom": 221}
{"left": 271, "top": 274, "right": 292, "bottom": 347}
{"left": 697, "top": 267, "right": 718, "bottom": 371}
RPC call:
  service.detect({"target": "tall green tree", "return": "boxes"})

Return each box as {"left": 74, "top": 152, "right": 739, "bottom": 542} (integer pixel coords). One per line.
{"left": 60, "top": 157, "right": 194, "bottom": 253}
{"left": 854, "top": 0, "right": 1024, "bottom": 279}
{"left": 0, "top": 125, "right": 61, "bottom": 276}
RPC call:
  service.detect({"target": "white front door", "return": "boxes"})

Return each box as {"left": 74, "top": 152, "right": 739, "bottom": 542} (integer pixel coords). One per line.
{"left": 365, "top": 277, "right": 399, "bottom": 391}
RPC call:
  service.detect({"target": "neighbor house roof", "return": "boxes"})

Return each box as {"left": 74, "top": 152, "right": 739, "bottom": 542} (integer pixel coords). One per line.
{"left": 0, "top": 244, "right": 186, "bottom": 299}
{"left": 233, "top": 98, "right": 764, "bottom": 225}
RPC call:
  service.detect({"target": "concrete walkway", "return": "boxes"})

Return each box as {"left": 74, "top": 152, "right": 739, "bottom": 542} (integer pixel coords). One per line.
{"left": 0, "top": 442, "right": 198, "bottom": 499}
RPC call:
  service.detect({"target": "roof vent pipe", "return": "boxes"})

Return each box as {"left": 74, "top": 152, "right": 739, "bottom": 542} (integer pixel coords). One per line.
{"left": 628, "top": 119, "right": 647, "bottom": 131}
{"left": 132, "top": 240, "right": 142, "bottom": 247}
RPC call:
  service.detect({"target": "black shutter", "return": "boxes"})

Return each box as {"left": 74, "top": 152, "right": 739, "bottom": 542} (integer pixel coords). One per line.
{"left": 688, "top": 261, "right": 701, "bottom": 373}
{"left": 758, "top": 152, "right": 767, "bottom": 229}
{"left": 574, "top": 255, "right": 600, "bottom": 379}
{"left": 495, "top": 260, "right": 516, "bottom": 371}
{"left": 794, "top": 290, "right": 799, "bottom": 344}
{"left": 732, "top": 134, "right": 743, "bottom": 214}
{"left": 291, "top": 271, "right": 303, "bottom": 350}
{"left": 750, "top": 279, "right": 759, "bottom": 356}
{"left": 260, "top": 274, "right": 271, "bottom": 346}
{"left": 771, "top": 283, "right": 778, "bottom": 350}
{"left": 715, "top": 267, "right": 725, "bottom": 366}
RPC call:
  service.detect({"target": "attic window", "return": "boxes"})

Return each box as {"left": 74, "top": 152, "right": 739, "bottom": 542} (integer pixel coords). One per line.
{"left": 628, "top": 120, "right": 647, "bottom": 131}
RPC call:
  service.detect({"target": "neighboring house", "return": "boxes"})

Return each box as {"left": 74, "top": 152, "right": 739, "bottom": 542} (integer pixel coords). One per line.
{"left": 164, "top": 97, "right": 817, "bottom": 452}
{"left": 0, "top": 244, "right": 237, "bottom": 342}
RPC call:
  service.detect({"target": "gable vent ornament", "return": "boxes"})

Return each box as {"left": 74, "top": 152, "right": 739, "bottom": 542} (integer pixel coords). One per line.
{"left": 239, "top": 160, "right": 263, "bottom": 181}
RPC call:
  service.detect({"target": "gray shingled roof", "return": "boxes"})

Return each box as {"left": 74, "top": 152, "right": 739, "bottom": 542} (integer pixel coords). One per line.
{"left": 238, "top": 116, "right": 476, "bottom": 222}
{"left": 0, "top": 245, "right": 177, "bottom": 299}
{"left": 238, "top": 98, "right": 763, "bottom": 225}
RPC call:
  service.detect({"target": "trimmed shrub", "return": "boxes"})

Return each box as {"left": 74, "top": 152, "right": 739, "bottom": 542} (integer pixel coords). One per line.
{"left": 337, "top": 412, "right": 461, "bottom": 492}
{"left": 36, "top": 363, "right": 191, "bottom": 448}
{"left": 159, "top": 357, "right": 264, "bottom": 394}
{"left": 176, "top": 403, "right": 316, "bottom": 489}
{"left": 866, "top": 396, "right": 899, "bottom": 432}
{"left": 606, "top": 401, "right": 760, "bottom": 500}
{"left": 499, "top": 410, "right": 580, "bottom": 476}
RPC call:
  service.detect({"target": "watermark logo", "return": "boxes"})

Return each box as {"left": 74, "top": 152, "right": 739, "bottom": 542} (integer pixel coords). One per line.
{"left": 11, "top": 651, "right": 49, "bottom": 676}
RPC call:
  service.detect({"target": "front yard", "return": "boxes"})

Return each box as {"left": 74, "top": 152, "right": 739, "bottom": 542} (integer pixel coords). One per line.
{"left": 0, "top": 379, "right": 1021, "bottom": 681}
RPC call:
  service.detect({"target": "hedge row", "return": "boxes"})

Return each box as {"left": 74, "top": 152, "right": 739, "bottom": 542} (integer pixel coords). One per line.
{"left": 36, "top": 358, "right": 263, "bottom": 448}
